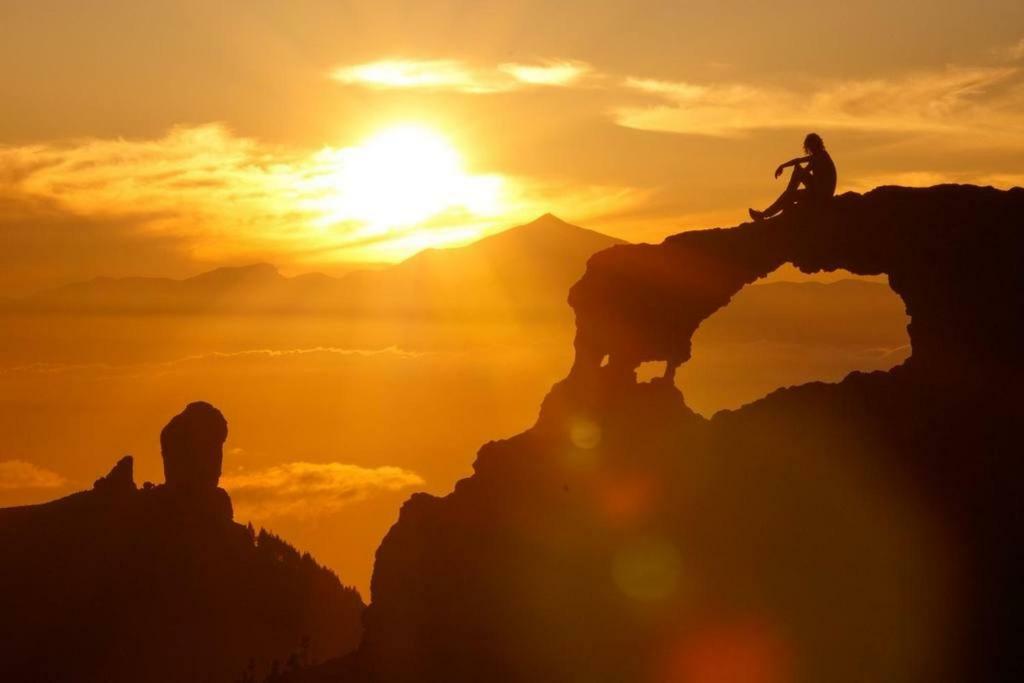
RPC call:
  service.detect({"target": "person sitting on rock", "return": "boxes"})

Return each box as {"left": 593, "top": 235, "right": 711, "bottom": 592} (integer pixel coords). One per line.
{"left": 749, "top": 132, "right": 836, "bottom": 221}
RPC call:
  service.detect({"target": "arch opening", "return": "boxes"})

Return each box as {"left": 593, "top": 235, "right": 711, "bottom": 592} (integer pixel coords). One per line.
{"left": 636, "top": 361, "right": 668, "bottom": 383}
{"left": 677, "top": 267, "right": 911, "bottom": 417}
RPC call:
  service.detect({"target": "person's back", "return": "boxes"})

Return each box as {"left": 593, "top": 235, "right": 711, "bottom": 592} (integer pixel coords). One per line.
{"left": 809, "top": 147, "right": 837, "bottom": 200}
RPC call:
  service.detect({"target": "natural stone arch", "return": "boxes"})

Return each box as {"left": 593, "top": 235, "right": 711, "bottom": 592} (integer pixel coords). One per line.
{"left": 569, "top": 186, "right": 1023, "bottom": 390}
{"left": 358, "top": 185, "right": 1024, "bottom": 683}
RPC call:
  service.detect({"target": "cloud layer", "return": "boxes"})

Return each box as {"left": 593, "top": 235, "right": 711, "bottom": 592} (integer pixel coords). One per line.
{"left": 330, "top": 58, "right": 592, "bottom": 92}
{"left": 0, "top": 124, "right": 506, "bottom": 264}
{"left": 0, "top": 119, "right": 646, "bottom": 291}
{"left": 222, "top": 461, "right": 424, "bottom": 520}
{"left": 0, "top": 460, "right": 67, "bottom": 490}
{"left": 2, "top": 44, "right": 1023, "bottom": 294}
{"left": 330, "top": 50, "right": 1024, "bottom": 145}
{"left": 617, "top": 66, "right": 1024, "bottom": 141}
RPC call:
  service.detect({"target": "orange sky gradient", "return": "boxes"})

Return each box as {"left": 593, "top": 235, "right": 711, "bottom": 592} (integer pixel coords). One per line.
{"left": 1, "top": 1, "right": 1023, "bottom": 294}
{"left": 0, "top": 0, "right": 1021, "bottom": 594}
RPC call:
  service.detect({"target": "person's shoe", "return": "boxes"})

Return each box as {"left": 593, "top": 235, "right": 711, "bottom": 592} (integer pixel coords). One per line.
{"left": 748, "top": 208, "right": 764, "bottom": 221}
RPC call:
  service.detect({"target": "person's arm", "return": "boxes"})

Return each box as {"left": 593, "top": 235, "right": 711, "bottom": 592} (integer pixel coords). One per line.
{"left": 775, "top": 155, "right": 811, "bottom": 178}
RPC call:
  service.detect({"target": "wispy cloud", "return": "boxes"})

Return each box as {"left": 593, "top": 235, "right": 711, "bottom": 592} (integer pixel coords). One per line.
{"left": 165, "top": 346, "right": 429, "bottom": 362}
{"left": 4, "top": 125, "right": 306, "bottom": 246}
{"left": 616, "top": 66, "right": 1024, "bottom": 143}
{"left": 4, "top": 50, "right": 1020, "bottom": 290}
{"left": 222, "top": 461, "right": 424, "bottom": 519}
{"left": 0, "top": 119, "right": 644, "bottom": 280}
{"left": 0, "top": 460, "right": 67, "bottom": 490}
{"left": 0, "top": 346, "right": 435, "bottom": 379}
{"left": 330, "top": 58, "right": 592, "bottom": 92}
{"left": 2, "top": 125, "right": 333, "bottom": 258}
{"left": 497, "top": 60, "right": 592, "bottom": 86}
{"left": 994, "top": 36, "right": 1024, "bottom": 61}
{"left": 331, "top": 59, "right": 494, "bottom": 92}
{"left": 0, "top": 124, "right": 508, "bottom": 264}
{"left": 332, "top": 54, "right": 1024, "bottom": 150}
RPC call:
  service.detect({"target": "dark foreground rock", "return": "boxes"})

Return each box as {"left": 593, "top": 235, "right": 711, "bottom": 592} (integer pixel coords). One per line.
{"left": 334, "top": 185, "right": 1022, "bottom": 682}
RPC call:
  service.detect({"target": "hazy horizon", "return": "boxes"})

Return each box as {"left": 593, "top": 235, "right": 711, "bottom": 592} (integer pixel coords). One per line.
{"left": 0, "top": 229, "right": 910, "bottom": 594}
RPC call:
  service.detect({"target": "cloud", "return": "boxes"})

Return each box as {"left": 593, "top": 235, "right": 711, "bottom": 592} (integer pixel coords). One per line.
{"left": 164, "top": 346, "right": 429, "bottom": 362}
{"left": 222, "top": 461, "right": 424, "bottom": 520}
{"left": 994, "top": 37, "right": 1024, "bottom": 61}
{"left": 0, "top": 346, "right": 434, "bottom": 379}
{"left": 330, "top": 58, "right": 592, "bottom": 92}
{"left": 331, "top": 59, "right": 494, "bottom": 93}
{"left": 615, "top": 66, "right": 1024, "bottom": 143}
{"left": 497, "top": 60, "right": 592, "bottom": 86}
{"left": 0, "top": 121, "right": 652, "bottom": 292}
{"left": 8, "top": 51, "right": 1018, "bottom": 293}
{"left": 1, "top": 124, "right": 322, "bottom": 259}
{"left": 0, "top": 124, "right": 508, "bottom": 267}
{"left": 331, "top": 53, "right": 1024, "bottom": 148}
{"left": 0, "top": 460, "right": 67, "bottom": 490}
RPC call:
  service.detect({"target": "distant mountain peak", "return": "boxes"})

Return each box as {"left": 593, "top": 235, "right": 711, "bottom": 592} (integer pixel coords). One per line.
{"left": 518, "top": 213, "right": 578, "bottom": 232}
{"left": 196, "top": 262, "right": 280, "bottom": 276}
{"left": 479, "top": 213, "right": 624, "bottom": 248}
{"left": 529, "top": 212, "right": 568, "bottom": 224}
{"left": 185, "top": 262, "right": 283, "bottom": 286}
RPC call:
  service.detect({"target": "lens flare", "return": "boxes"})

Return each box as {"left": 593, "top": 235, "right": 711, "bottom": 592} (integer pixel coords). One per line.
{"left": 612, "top": 535, "right": 683, "bottom": 601}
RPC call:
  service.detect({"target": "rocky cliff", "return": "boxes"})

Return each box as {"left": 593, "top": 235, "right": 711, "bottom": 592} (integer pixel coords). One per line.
{"left": 0, "top": 403, "right": 365, "bottom": 683}
{"left": 348, "top": 185, "right": 1023, "bottom": 682}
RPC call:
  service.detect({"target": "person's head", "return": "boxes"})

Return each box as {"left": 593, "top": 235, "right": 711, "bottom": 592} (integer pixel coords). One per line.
{"left": 804, "top": 133, "right": 825, "bottom": 154}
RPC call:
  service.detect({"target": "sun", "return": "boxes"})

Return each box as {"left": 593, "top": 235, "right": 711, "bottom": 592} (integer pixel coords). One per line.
{"left": 311, "top": 124, "right": 503, "bottom": 237}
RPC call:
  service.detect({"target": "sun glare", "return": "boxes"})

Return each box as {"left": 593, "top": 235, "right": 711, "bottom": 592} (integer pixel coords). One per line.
{"left": 309, "top": 125, "right": 503, "bottom": 244}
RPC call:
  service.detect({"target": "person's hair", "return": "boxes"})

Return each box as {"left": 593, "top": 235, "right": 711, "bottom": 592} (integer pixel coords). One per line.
{"left": 804, "top": 133, "right": 825, "bottom": 153}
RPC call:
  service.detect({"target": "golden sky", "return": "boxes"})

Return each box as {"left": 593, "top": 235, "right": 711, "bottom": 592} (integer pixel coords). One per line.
{"left": 3, "top": 0, "right": 1014, "bottom": 592}
{"left": 2, "top": 1, "right": 1024, "bottom": 293}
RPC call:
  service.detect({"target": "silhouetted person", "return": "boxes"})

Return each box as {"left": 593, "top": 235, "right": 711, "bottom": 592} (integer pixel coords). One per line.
{"left": 749, "top": 133, "right": 836, "bottom": 221}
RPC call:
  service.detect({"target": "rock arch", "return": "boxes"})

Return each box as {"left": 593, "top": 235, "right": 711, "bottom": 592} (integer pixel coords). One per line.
{"left": 356, "top": 185, "right": 1024, "bottom": 683}
{"left": 568, "top": 185, "right": 1023, "bottom": 387}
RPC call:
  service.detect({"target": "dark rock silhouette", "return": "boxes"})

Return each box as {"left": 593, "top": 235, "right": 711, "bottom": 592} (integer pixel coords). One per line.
{"left": 571, "top": 185, "right": 1021, "bottom": 382}
{"left": 161, "top": 401, "right": 228, "bottom": 489}
{"left": 0, "top": 403, "right": 364, "bottom": 683}
{"left": 92, "top": 454, "right": 136, "bottom": 494}
{"left": 315, "top": 185, "right": 1022, "bottom": 682}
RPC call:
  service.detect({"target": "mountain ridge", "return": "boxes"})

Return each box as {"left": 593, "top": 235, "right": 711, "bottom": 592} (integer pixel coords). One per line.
{"left": 6, "top": 214, "right": 622, "bottom": 318}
